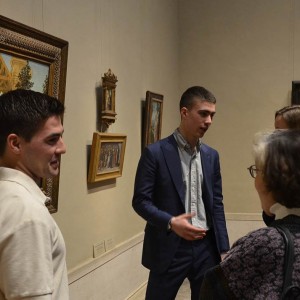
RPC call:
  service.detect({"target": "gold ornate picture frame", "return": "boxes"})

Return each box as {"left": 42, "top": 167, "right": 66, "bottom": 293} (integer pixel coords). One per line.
{"left": 0, "top": 15, "right": 68, "bottom": 213}
{"left": 88, "top": 132, "right": 127, "bottom": 183}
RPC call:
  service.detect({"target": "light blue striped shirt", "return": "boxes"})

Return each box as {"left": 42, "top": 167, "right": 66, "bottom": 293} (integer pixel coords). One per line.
{"left": 173, "top": 129, "right": 209, "bottom": 230}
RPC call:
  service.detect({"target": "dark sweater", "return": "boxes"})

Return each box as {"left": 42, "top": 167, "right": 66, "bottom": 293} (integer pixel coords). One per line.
{"left": 200, "top": 215, "right": 300, "bottom": 300}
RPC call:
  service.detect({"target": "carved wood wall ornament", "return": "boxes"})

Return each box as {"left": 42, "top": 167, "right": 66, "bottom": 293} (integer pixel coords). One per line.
{"left": 101, "top": 69, "right": 117, "bottom": 130}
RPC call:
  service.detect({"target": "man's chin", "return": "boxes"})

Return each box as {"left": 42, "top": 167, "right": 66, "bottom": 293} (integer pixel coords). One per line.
{"left": 50, "top": 171, "right": 59, "bottom": 177}
{"left": 200, "top": 129, "right": 208, "bottom": 136}
{"left": 46, "top": 169, "right": 59, "bottom": 178}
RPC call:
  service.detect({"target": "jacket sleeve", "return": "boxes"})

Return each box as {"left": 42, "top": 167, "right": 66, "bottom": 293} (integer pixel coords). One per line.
{"left": 210, "top": 149, "right": 230, "bottom": 253}
{"left": 132, "top": 146, "right": 173, "bottom": 230}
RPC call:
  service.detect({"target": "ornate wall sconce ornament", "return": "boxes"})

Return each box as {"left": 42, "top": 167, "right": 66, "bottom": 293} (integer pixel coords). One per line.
{"left": 101, "top": 69, "right": 117, "bottom": 130}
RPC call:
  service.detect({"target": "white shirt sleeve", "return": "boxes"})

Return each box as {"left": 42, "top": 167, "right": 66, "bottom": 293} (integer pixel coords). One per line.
{"left": 0, "top": 220, "right": 54, "bottom": 299}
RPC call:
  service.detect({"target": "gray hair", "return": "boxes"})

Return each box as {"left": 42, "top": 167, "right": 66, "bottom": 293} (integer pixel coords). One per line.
{"left": 252, "top": 129, "right": 300, "bottom": 208}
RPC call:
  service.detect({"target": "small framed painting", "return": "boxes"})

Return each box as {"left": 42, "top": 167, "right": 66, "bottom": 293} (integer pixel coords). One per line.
{"left": 143, "top": 91, "right": 163, "bottom": 149}
{"left": 88, "top": 132, "right": 127, "bottom": 183}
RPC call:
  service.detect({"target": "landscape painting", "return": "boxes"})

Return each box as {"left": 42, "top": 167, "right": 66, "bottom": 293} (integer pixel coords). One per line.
{"left": 0, "top": 52, "right": 49, "bottom": 95}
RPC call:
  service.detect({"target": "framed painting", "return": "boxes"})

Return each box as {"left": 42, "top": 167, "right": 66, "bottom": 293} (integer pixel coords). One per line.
{"left": 88, "top": 132, "right": 127, "bottom": 183}
{"left": 0, "top": 15, "right": 68, "bottom": 213}
{"left": 292, "top": 81, "right": 300, "bottom": 105}
{"left": 143, "top": 91, "right": 164, "bottom": 149}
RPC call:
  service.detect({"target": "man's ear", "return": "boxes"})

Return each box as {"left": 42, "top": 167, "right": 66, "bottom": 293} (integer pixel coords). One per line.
{"left": 7, "top": 134, "right": 22, "bottom": 154}
{"left": 180, "top": 107, "right": 188, "bottom": 118}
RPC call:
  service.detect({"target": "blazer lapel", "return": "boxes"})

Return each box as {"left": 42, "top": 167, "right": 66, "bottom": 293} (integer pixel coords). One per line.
{"left": 200, "top": 145, "right": 212, "bottom": 210}
{"left": 161, "top": 136, "right": 185, "bottom": 205}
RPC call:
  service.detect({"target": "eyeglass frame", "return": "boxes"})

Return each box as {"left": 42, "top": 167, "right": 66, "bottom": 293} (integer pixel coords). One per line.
{"left": 247, "top": 165, "right": 260, "bottom": 178}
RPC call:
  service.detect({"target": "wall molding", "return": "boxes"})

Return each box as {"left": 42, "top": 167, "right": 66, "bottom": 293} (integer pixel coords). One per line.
{"left": 225, "top": 212, "right": 262, "bottom": 221}
{"left": 68, "top": 232, "right": 144, "bottom": 283}
{"left": 68, "top": 232, "right": 148, "bottom": 300}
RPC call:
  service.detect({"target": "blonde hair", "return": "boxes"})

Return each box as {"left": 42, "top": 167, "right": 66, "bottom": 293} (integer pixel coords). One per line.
{"left": 275, "top": 105, "right": 300, "bottom": 129}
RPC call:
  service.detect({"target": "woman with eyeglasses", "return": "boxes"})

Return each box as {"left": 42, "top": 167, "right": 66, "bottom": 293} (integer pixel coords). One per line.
{"left": 200, "top": 129, "right": 300, "bottom": 299}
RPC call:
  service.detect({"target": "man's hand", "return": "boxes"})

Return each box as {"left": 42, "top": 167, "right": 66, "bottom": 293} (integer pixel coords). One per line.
{"left": 170, "top": 213, "right": 207, "bottom": 240}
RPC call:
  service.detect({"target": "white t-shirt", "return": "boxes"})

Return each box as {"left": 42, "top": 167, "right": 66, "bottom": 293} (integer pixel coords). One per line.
{"left": 0, "top": 167, "right": 69, "bottom": 300}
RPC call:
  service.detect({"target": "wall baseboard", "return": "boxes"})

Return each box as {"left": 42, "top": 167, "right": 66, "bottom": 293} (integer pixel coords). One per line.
{"left": 68, "top": 215, "right": 264, "bottom": 299}
{"left": 225, "top": 212, "right": 262, "bottom": 221}
{"left": 125, "top": 281, "right": 147, "bottom": 300}
{"left": 68, "top": 232, "right": 148, "bottom": 300}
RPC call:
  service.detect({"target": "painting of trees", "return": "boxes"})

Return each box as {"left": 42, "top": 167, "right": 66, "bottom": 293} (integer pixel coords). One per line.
{"left": 15, "top": 61, "right": 34, "bottom": 90}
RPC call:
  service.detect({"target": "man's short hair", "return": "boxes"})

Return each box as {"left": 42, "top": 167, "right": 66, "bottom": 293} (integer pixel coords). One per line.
{"left": 179, "top": 86, "right": 216, "bottom": 110}
{"left": 0, "top": 89, "right": 65, "bottom": 156}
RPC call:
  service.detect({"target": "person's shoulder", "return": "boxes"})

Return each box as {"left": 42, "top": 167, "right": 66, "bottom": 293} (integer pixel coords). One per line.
{"left": 146, "top": 135, "right": 174, "bottom": 151}
{"left": 238, "top": 226, "right": 276, "bottom": 238}
{"left": 201, "top": 142, "right": 219, "bottom": 156}
{"left": 0, "top": 190, "right": 52, "bottom": 240}
{"left": 232, "top": 226, "right": 279, "bottom": 250}
{"left": 221, "top": 227, "right": 279, "bottom": 271}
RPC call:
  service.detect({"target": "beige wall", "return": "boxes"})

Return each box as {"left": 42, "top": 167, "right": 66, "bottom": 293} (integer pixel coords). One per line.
{"left": 0, "top": 0, "right": 180, "bottom": 271}
{"left": 2, "top": 0, "right": 300, "bottom": 294}
{"left": 179, "top": 0, "right": 300, "bottom": 219}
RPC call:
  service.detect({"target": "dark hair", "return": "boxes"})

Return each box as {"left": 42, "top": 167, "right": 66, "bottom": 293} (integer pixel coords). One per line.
{"left": 254, "top": 129, "right": 300, "bottom": 208}
{"left": 0, "top": 89, "right": 65, "bottom": 156}
{"left": 179, "top": 86, "right": 216, "bottom": 110}
{"left": 275, "top": 105, "right": 300, "bottom": 129}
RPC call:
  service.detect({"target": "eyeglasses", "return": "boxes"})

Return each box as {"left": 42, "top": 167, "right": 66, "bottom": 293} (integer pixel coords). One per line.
{"left": 247, "top": 165, "right": 260, "bottom": 178}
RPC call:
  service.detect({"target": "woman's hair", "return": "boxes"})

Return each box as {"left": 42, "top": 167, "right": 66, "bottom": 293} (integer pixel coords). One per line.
{"left": 275, "top": 105, "right": 300, "bottom": 129}
{"left": 253, "top": 129, "right": 300, "bottom": 208}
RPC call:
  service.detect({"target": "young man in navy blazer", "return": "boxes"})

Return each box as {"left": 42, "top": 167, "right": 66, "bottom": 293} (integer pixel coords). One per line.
{"left": 132, "top": 86, "right": 230, "bottom": 300}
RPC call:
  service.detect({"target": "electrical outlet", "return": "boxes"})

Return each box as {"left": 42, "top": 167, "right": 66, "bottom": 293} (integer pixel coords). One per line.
{"left": 93, "top": 240, "right": 106, "bottom": 258}
{"left": 105, "top": 237, "right": 115, "bottom": 251}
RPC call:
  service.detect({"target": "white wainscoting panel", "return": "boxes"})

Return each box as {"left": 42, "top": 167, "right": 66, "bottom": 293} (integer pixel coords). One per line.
{"left": 68, "top": 233, "right": 148, "bottom": 300}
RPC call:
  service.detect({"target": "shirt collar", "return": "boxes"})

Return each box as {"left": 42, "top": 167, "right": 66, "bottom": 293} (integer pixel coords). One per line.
{"left": 173, "top": 128, "right": 201, "bottom": 153}
{"left": 0, "top": 167, "right": 49, "bottom": 205}
{"left": 270, "top": 202, "right": 300, "bottom": 220}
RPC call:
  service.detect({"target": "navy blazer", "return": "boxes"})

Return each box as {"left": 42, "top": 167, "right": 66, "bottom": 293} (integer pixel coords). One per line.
{"left": 132, "top": 134, "right": 229, "bottom": 273}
